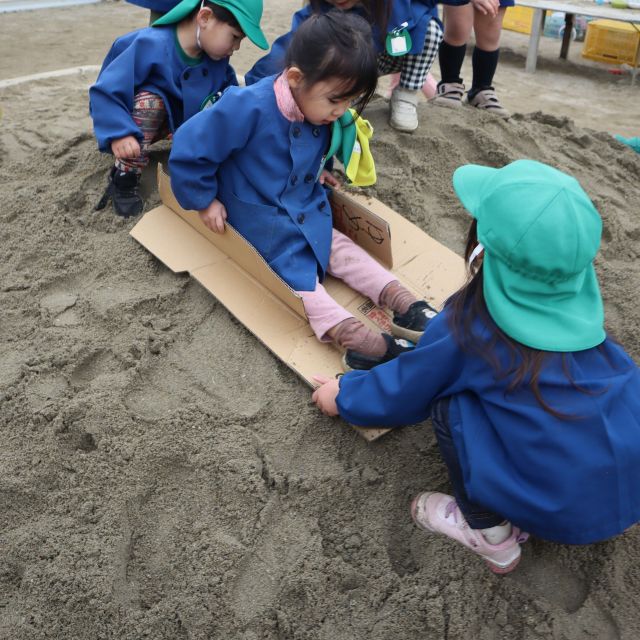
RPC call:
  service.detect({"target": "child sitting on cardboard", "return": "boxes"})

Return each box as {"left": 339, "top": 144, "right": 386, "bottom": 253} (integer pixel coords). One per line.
{"left": 90, "top": 0, "right": 267, "bottom": 218}
{"left": 168, "top": 12, "right": 439, "bottom": 370}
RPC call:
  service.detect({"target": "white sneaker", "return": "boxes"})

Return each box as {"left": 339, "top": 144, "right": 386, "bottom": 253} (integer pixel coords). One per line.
{"left": 389, "top": 87, "right": 419, "bottom": 132}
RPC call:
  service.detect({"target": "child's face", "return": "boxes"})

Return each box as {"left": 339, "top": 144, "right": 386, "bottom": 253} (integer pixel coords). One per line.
{"left": 197, "top": 9, "right": 245, "bottom": 60}
{"left": 288, "top": 72, "right": 357, "bottom": 126}
{"left": 325, "top": 0, "right": 361, "bottom": 10}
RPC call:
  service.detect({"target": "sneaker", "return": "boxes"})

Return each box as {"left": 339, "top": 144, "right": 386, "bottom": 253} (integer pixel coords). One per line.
{"left": 431, "top": 82, "right": 465, "bottom": 109}
{"left": 410, "top": 492, "right": 528, "bottom": 574}
{"left": 467, "top": 88, "right": 510, "bottom": 119}
{"left": 95, "top": 166, "right": 144, "bottom": 218}
{"left": 389, "top": 87, "right": 419, "bottom": 132}
{"left": 391, "top": 300, "right": 438, "bottom": 342}
{"left": 342, "top": 333, "right": 414, "bottom": 372}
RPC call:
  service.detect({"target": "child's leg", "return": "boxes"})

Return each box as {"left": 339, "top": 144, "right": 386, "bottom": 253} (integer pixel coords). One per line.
{"left": 467, "top": 7, "right": 510, "bottom": 117}
{"left": 430, "top": 398, "right": 506, "bottom": 529}
{"left": 327, "top": 230, "right": 437, "bottom": 341}
{"left": 327, "top": 229, "right": 407, "bottom": 308}
{"left": 377, "top": 18, "right": 443, "bottom": 131}
{"left": 97, "top": 91, "right": 168, "bottom": 217}
{"left": 397, "top": 19, "right": 443, "bottom": 93}
{"left": 116, "top": 90, "right": 168, "bottom": 174}
{"left": 297, "top": 282, "right": 389, "bottom": 359}
{"left": 411, "top": 398, "right": 527, "bottom": 574}
{"left": 433, "top": 4, "right": 474, "bottom": 108}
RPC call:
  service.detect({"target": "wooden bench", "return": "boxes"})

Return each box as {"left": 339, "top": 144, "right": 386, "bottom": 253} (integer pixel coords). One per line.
{"left": 515, "top": 0, "right": 640, "bottom": 72}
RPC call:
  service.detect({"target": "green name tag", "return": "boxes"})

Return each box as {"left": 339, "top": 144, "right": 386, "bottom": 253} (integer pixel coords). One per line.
{"left": 385, "top": 24, "right": 412, "bottom": 57}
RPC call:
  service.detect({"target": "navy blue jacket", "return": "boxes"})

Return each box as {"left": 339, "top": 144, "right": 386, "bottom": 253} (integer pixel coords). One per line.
{"left": 169, "top": 76, "right": 334, "bottom": 292}
{"left": 245, "top": 0, "right": 466, "bottom": 85}
{"left": 126, "top": 0, "right": 177, "bottom": 12}
{"left": 337, "top": 308, "right": 640, "bottom": 544}
{"left": 90, "top": 26, "right": 237, "bottom": 152}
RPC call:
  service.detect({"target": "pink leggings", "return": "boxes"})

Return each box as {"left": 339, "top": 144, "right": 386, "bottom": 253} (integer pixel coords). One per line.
{"left": 297, "top": 229, "right": 397, "bottom": 341}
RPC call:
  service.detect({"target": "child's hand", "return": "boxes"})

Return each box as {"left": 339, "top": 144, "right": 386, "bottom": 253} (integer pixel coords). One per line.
{"left": 111, "top": 135, "right": 141, "bottom": 159}
{"left": 311, "top": 375, "right": 340, "bottom": 417}
{"left": 319, "top": 170, "right": 340, "bottom": 188}
{"left": 471, "top": 0, "right": 499, "bottom": 17}
{"left": 199, "top": 199, "right": 227, "bottom": 233}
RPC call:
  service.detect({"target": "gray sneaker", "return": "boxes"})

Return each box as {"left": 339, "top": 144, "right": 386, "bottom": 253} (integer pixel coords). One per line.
{"left": 431, "top": 82, "right": 465, "bottom": 109}
{"left": 467, "top": 88, "right": 510, "bottom": 119}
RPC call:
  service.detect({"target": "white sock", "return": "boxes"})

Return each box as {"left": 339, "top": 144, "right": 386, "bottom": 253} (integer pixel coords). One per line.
{"left": 480, "top": 521, "right": 512, "bottom": 545}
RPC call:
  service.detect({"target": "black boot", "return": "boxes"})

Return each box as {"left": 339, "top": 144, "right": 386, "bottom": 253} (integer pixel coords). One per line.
{"left": 95, "top": 166, "right": 144, "bottom": 218}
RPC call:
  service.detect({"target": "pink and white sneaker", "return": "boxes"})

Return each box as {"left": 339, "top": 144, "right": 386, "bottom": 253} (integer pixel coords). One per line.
{"left": 410, "top": 492, "right": 529, "bottom": 574}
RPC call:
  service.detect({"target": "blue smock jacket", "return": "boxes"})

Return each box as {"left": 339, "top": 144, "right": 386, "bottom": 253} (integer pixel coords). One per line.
{"left": 245, "top": 0, "right": 465, "bottom": 85}
{"left": 169, "top": 75, "right": 333, "bottom": 292}
{"left": 126, "top": 0, "right": 178, "bottom": 11}
{"left": 337, "top": 308, "right": 640, "bottom": 544}
{"left": 90, "top": 26, "right": 237, "bottom": 153}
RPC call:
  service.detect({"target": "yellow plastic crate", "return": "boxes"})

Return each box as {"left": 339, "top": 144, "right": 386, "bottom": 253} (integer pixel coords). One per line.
{"left": 503, "top": 6, "right": 535, "bottom": 34}
{"left": 582, "top": 19, "right": 640, "bottom": 66}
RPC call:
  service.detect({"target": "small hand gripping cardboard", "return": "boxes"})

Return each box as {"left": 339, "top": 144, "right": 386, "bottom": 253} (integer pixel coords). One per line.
{"left": 130, "top": 165, "right": 465, "bottom": 441}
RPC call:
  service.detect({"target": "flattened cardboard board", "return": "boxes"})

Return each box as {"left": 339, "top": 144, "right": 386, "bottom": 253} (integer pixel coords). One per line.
{"left": 130, "top": 166, "right": 465, "bottom": 441}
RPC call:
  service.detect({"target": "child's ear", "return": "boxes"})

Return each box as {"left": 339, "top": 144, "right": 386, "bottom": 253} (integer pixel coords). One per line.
{"left": 286, "top": 67, "right": 305, "bottom": 90}
{"left": 196, "top": 6, "right": 213, "bottom": 26}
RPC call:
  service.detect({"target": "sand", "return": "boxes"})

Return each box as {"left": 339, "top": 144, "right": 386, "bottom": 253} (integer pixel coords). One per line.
{"left": 1, "top": 1, "right": 640, "bottom": 638}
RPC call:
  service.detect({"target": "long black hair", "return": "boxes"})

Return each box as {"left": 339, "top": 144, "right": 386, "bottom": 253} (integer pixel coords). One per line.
{"left": 447, "top": 220, "right": 607, "bottom": 419}
{"left": 284, "top": 10, "right": 379, "bottom": 115}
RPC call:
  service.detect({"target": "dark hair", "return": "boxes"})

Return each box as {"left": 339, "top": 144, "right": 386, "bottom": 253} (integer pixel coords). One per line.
{"left": 310, "top": 0, "right": 390, "bottom": 44}
{"left": 446, "top": 220, "right": 604, "bottom": 419}
{"left": 189, "top": 1, "right": 242, "bottom": 32}
{"left": 284, "top": 11, "right": 378, "bottom": 115}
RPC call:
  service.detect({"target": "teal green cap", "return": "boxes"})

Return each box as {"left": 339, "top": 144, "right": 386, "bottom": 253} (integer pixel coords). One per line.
{"left": 453, "top": 159, "right": 605, "bottom": 352}
{"left": 154, "top": 0, "right": 268, "bottom": 50}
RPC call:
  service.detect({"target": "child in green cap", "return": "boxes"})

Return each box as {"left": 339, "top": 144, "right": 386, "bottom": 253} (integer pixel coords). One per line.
{"left": 90, "top": 0, "right": 267, "bottom": 218}
{"left": 313, "top": 159, "right": 640, "bottom": 573}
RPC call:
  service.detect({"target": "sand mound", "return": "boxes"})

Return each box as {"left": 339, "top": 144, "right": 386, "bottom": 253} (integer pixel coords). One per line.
{"left": 1, "top": 71, "right": 640, "bottom": 638}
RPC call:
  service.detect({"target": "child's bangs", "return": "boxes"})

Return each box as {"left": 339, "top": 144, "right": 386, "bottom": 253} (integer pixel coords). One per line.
{"left": 319, "top": 47, "right": 378, "bottom": 106}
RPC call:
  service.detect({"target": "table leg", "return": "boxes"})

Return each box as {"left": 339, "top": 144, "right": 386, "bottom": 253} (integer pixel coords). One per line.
{"left": 560, "top": 13, "right": 575, "bottom": 59}
{"left": 525, "top": 8, "right": 546, "bottom": 73}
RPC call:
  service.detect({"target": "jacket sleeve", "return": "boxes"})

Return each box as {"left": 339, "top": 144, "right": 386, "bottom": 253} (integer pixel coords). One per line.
{"left": 336, "top": 313, "right": 465, "bottom": 427}
{"left": 89, "top": 34, "right": 161, "bottom": 152}
{"left": 244, "top": 6, "right": 312, "bottom": 85}
{"left": 168, "top": 87, "right": 260, "bottom": 211}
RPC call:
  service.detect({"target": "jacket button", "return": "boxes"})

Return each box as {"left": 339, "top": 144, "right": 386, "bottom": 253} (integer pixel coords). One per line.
{"left": 297, "top": 213, "right": 305, "bottom": 224}
{"left": 304, "top": 174, "right": 314, "bottom": 183}
{"left": 291, "top": 175, "right": 298, "bottom": 186}
{"left": 183, "top": 70, "right": 190, "bottom": 80}
{"left": 312, "top": 128, "right": 320, "bottom": 137}
{"left": 292, "top": 127, "right": 301, "bottom": 138}
{"left": 318, "top": 201, "right": 327, "bottom": 210}
{"left": 202, "top": 68, "right": 208, "bottom": 76}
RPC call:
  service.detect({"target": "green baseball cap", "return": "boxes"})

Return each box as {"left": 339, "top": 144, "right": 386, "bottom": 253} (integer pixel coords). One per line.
{"left": 154, "top": 0, "right": 269, "bottom": 50}
{"left": 453, "top": 159, "right": 605, "bottom": 352}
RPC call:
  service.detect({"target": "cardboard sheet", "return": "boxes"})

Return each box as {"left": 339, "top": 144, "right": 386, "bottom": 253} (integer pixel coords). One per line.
{"left": 131, "top": 166, "right": 465, "bottom": 441}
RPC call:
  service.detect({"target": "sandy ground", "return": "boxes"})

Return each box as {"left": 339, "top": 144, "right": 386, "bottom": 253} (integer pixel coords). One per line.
{"left": 1, "top": 1, "right": 640, "bottom": 638}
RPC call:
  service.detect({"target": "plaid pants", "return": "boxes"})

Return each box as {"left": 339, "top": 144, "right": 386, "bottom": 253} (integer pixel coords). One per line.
{"left": 376, "top": 18, "right": 444, "bottom": 90}
{"left": 116, "top": 90, "right": 169, "bottom": 174}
